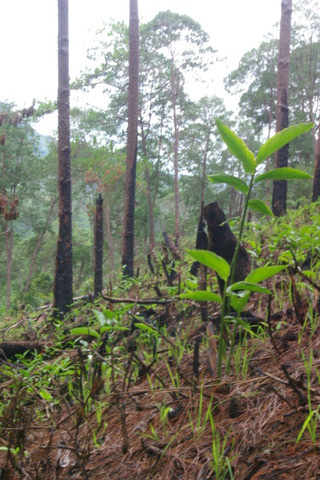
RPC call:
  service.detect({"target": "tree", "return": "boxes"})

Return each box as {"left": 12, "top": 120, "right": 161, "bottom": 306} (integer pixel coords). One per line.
{"left": 180, "top": 96, "right": 228, "bottom": 209}
{"left": 143, "top": 11, "right": 214, "bottom": 247}
{"left": 121, "top": 0, "right": 139, "bottom": 277}
{"left": 225, "top": 38, "right": 278, "bottom": 137}
{"left": 0, "top": 103, "right": 39, "bottom": 309}
{"left": 272, "top": 0, "right": 292, "bottom": 217}
{"left": 53, "top": 0, "right": 73, "bottom": 315}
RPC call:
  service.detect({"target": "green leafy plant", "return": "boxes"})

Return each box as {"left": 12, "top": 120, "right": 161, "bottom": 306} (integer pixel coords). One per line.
{"left": 209, "top": 413, "right": 236, "bottom": 480}
{"left": 296, "top": 350, "right": 320, "bottom": 447}
{"left": 185, "top": 120, "right": 314, "bottom": 377}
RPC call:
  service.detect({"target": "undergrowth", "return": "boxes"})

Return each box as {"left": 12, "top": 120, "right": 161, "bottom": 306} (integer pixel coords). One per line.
{"left": 0, "top": 202, "right": 320, "bottom": 478}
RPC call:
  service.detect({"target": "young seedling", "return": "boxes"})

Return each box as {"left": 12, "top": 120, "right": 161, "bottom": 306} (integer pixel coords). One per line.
{"left": 185, "top": 120, "right": 314, "bottom": 378}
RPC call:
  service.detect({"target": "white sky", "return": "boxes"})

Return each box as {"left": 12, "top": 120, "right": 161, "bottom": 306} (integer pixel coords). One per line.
{"left": 1, "top": 0, "right": 281, "bottom": 133}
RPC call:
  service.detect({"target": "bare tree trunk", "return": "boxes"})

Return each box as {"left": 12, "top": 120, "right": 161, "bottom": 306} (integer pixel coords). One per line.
{"left": 53, "top": 0, "right": 73, "bottom": 315}
{"left": 25, "top": 197, "right": 57, "bottom": 293}
{"left": 122, "top": 0, "right": 139, "bottom": 277}
{"left": 312, "top": 121, "right": 320, "bottom": 202}
{"left": 94, "top": 194, "right": 104, "bottom": 297}
{"left": 144, "top": 165, "right": 155, "bottom": 249}
{"left": 172, "top": 65, "right": 180, "bottom": 248}
{"left": 272, "top": 0, "right": 292, "bottom": 216}
{"left": 5, "top": 223, "right": 13, "bottom": 311}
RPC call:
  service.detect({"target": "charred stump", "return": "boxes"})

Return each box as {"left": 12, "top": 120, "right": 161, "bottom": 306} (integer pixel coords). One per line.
{"left": 203, "top": 202, "right": 250, "bottom": 293}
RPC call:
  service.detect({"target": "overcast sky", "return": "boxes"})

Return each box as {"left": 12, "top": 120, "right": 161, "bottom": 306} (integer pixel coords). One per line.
{"left": 1, "top": 0, "right": 281, "bottom": 132}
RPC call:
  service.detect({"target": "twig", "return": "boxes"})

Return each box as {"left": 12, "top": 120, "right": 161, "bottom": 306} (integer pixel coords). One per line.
{"left": 101, "top": 294, "right": 171, "bottom": 305}
{"left": 262, "top": 384, "right": 297, "bottom": 410}
{"left": 281, "top": 364, "right": 308, "bottom": 406}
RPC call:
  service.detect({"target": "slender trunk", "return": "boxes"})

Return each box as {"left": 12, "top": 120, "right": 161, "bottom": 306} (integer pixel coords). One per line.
{"left": 53, "top": 0, "right": 73, "bottom": 315}
{"left": 122, "top": 0, "right": 139, "bottom": 277}
{"left": 5, "top": 224, "right": 13, "bottom": 311}
{"left": 25, "top": 197, "right": 57, "bottom": 293}
{"left": 94, "top": 194, "right": 104, "bottom": 297}
{"left": 272, "top": 0, "right": 292, "bottom": 216}
{"left": 96, "top": 179, "right": 115, "bottom": 272}
{"left": 144, "top": 165, "right": 155, "bottom": 249}
{"left": 172, "top": 67, "right": 180, "bottom": 247}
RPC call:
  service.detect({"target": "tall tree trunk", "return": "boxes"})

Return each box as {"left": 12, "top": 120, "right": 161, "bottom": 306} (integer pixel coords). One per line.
{"left": 94, "top": 194, "right": 104, "bottom": 297}
{"left": 122, "top": 0, "right": 139, "bottom": 277}
{"left": 272, "top": 0, "right": 292, "bottom": 216}
{"left": 312, "top": 121, "right": 320, "bottom": 202}
{"left": 172, "top": 64, "right": 180, "bottom": 247}
{"left": 25, "top": 196, "right": 57, "bottom": 293}
{"left": 144, "top": 164, "right": 155, "bottom": 249}
{"left": 5, "top": 223, "right": 13, "bottom": 311}
{"left": 53, "top": 0, "right": 73, "bottom": 315}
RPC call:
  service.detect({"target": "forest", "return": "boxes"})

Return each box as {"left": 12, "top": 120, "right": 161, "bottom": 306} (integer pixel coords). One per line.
{"left": 1, "top": 0, "right": 320, "bottom": 478}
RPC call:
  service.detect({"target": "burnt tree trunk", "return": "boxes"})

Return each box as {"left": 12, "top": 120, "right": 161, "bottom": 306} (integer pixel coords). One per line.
{"left": 53, "top": 0, "right": 73, "bottom": 316}
{"left": 203, "top": 202, "right": 250, "bottom": 294}
{"left": 5, "top": 223, "right": 13, "bottom": 311}
{"left": 94, "top": 194, "right": 104, "bottom": 297}
{"left": 272, "top": 0, "right": 292, "bottom": 216}
{"left": 122, "top": 0, "right": 139, "bottom": 277}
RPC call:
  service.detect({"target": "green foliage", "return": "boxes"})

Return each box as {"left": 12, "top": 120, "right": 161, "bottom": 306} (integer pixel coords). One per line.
{"left": 187, "top": 119, "right": 314, "bottom": 377}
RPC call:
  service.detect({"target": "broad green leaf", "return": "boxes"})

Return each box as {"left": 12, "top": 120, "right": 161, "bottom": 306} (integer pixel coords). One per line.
{"left": 245, "top": 265, "right": 287, "bottom": 284}
{"left": 186, "top": 248, "right": 230, "bottom": 281}
{"left": 134, "top": 323, "right": 157, "bottom": 335}
{"left": 227, "top": 282, "right": 271, "bottom": 295}
{"left": 93, "top": 309, "right": 108, "bottom": 327}
{"left": 208, "top": 174, "right": 249, "bottom": 194}
{"left": 215, "top": 119, "right": 256, "bottom": 174}
{"left": 100, "top": 326, "right": 130, "bottom": 333}
{"left": 248, "top": 199, "right": 273, "bottom": 216}
{"left": 70, "top": 327, "right": 100, "bottom": 338}
{"left": 39, "top": 389, "right": 53, "bottom": 402}
{"left": 256, "top": 123, "right": 314, "bottom": 165}
{"left": 102, "top": 309, "right": 116, "bottom": 320}
{"left": 230, "top": 291, "right": 250, "bottom": 314}
{"left": 255, "top": 167, "right": 312, "bottom": 183}
{"left": 180, "top": 291, "right": 222, "bottom": 303}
